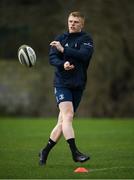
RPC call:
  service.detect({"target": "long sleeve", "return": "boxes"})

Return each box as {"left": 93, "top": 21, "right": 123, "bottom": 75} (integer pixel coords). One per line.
{"left": 49, "top": 34, "right": 65, "bottom": 68}
{"left": 49, "top": 47, "right": 64, "bottom": 68}
{"left": 63, "top": 35, "right": 93, "bottom": 63}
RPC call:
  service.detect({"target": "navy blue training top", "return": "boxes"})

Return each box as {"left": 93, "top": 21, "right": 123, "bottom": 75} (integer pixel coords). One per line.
{"left": 49, "top": 31, "right": 94, "bottom": 90}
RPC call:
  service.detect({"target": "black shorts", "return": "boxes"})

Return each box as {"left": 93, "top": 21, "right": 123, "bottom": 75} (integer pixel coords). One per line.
{"left": 54, "top": 87, "right": 83, "bottom": 112}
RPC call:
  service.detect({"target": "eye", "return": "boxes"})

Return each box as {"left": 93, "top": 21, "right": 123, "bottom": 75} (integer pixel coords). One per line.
{"left": 74, "top": 21, "right": 79, "bottom": 24}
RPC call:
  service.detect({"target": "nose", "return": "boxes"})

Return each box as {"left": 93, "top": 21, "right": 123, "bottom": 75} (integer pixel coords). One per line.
{"left": 71, "top": 21, "right": 75, "bottom": 26}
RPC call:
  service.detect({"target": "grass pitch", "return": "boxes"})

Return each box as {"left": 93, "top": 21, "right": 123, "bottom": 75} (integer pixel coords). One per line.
{"left": 0, "top": 118, "right": 134, "bottom": 179}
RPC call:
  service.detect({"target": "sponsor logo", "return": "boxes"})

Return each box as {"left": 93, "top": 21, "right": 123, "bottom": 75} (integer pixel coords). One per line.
{"left": 83, "top": 42, "right": 93, "bottom": 47}
{"left": 65, "top": 43, "right": 69, "bottom": 47}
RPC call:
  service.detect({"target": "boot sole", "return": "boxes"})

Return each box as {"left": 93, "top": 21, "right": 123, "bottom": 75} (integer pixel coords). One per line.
{"left": 74, "top": 156, "right": 90, "bottom": 163}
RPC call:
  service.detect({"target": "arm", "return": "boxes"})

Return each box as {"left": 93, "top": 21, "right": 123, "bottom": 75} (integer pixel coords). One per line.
{"left": 49, "top": 47, "right": 64, "bottom": 68}
{"left": 49, "top": 37, "right": 75, "bottom": 70}
{"left": 49, "top": 34, "right": 65, "bottom": 68}
{"left": 49, "top": 48, "right": 74, "bottom": 71}
{"left": 64, "top": 35, "right": 94, "bottom": 63}
{"left": 50, "top": 35, "right": 93, "bottom": 63}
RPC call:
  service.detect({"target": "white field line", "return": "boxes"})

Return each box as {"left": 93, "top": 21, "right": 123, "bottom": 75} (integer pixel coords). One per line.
{"left": 89, "top": 166, "right": 134, "bottom": 172}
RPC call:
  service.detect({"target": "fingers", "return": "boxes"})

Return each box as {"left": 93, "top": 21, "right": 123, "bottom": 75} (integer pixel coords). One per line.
{"left": 50, "top": 42, "right": 74, "bottom": 70}
{"left": 50, "top": 41, "right": 58, "bottom": 46}
{"left": 50, "top": 41, "right": 61, "bottom": 47}
{"left": 70, "top": 64, "right": 75, "bottom": 69}
{"left": 65, "top": 66, "right": 75, "bottom": 70}
{"left": 64, "top": 61, "right": 70, "bottom": 69}
{"left": 50, "top": 41, "right": 64, "bottom": 53}
{"left": 64, "top": 61, "right": 75, "bottom": 70}
{"left": 64, "top": 61, "right": 70, "bottom": 66}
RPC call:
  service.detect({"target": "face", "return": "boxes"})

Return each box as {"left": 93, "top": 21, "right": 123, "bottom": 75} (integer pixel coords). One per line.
{"left": 68, "top": 15, "right": 84, "bottom": 33}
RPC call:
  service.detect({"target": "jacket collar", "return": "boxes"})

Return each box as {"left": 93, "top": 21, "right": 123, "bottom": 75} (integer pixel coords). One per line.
{"left": 64, "top": 31, "right": 85, "bottom": 37}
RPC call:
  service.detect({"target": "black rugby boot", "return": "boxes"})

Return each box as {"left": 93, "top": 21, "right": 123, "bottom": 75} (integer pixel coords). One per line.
{"left": 72, "top": 150, "right": 90, "bottom": 163}
{"left": 39, "top": 149, "right": 48, "bottom": 166}
{"left": 67, "top": 138, "right": 90, "bottom": 163}
{"left": 39, "top": 138, "right": 56, "bottom": 166}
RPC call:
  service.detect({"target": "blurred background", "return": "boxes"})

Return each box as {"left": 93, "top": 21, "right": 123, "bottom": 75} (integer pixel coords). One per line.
{"left": 0, "top": 0, "right": 134, "bottom": 118}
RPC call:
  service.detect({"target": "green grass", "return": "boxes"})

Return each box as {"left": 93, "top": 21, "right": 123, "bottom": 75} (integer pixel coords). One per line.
{"left": 0, "top": 118, "right": 134, "bottom": 179}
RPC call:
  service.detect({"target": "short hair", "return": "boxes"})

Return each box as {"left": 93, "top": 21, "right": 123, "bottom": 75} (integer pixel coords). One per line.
{"left": 69, "top": 11, "right": 85, "bottom": 21}
{"left": 68, "top": 11, "right": 85, "bottom": 25}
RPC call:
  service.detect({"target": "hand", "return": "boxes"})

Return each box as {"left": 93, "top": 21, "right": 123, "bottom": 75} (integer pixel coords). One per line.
{"left": 50, "top": 41, "right": 64, "bottom": 53}
{"left": 64, "top": 61, "right": 75, "bottom": 71}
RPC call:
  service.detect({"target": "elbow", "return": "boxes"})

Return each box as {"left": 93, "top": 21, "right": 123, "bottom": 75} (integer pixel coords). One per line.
{"left": 78, "top": 52, "right": 90, "bottom": 62}
{"left": 82, "top": 49, "right": 93, "bottom": 61}
{"left": 78, "top": 48, "right": 93, "bottom": 61}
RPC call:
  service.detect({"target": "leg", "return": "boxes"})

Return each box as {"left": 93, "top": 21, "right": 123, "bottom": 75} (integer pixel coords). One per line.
{"left": 59, "top": 101, "right": 90, "bottom": 163}
{"left": 39, "top": 112, "right": 63, "bottom": 166}
{"left": 50, "top": 111, "right": 63, "bottom": 142}
{"left": 59, "top": 101, "right": 74, "bottom": 140}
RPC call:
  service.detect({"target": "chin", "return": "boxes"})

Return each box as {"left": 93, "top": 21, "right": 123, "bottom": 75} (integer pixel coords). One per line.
{"left": 69, "top": 30, "right": 76, "bottom": 33}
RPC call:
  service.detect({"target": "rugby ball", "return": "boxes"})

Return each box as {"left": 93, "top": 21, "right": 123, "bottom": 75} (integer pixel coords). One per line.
{"left": 18, "top": 45, "right": 36, "bottom": 67}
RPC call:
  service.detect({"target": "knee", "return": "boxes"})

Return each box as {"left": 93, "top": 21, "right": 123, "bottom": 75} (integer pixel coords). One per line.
{"left": 63, "top": 111, "right": 74, "bottom": 122}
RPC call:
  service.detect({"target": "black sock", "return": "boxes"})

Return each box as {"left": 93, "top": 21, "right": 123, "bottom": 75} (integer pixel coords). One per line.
{"left": 43, "top": 138, "right": 56, "bottom": 154}
{"left": 67, "top": 138, "right": 78, "bottom": 154}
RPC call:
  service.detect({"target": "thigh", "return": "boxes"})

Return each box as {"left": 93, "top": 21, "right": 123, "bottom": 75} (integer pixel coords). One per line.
{"left": 59, "top": 101, "right": 74, "bottom": 116}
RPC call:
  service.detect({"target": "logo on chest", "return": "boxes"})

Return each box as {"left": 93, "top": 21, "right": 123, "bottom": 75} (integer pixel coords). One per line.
{"left": 64, "top": 43, "right": 78, "bottom": 48}
{"left": 74, "top": 43, "right": 78, "bottom": 48}
{"left": 65, "top": 43, "right": 69, "bottom": 47}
